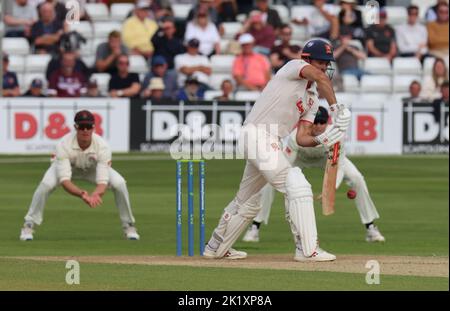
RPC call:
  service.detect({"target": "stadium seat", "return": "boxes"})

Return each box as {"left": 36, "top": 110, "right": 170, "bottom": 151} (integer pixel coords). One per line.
{"left": 393, "top": 57, "right": 422, "bottom": 75}
{"left": 90, "top": 73, "right": 111, "bottom": 95}
{"left": 110, "top": 3, "right": 135, "bottom": 21}
{"left": 93, "top": 22, "right": 123, "bottom": 39}
{"left": 273, "top": 4, "right": 290, "bottom": 23}
{"left": 411, "top": 0, "right": 435, "bottom": 21}
{"left": 68, "top": 21, "right": 93, "bottom": 40}
{"left": 2, "top": 38, "right": 30, "bottom": 55}
{"left": 81, "top": 55, "right": 96, "bottom": 68}
{"left": 360, "top": 75, "right": 392, "bottom": 93}
{"left": 342, "top": 74, "right": 360, "bottom": 93}
{"left": 290, "top": 24, "right": 308, "bottom": 41}
{"left": 204, "top": 90, "right": 223, "bottom": 100}
{"left": 392, "top": 75, "right": 421, "bottom": 93}
{"left": 7, "top": 55, "right": 26, "bottom": 73}
{"left": 80, "top": 39, "right": 93, "bottom": 56}
{"left": 358, "top": 93, "right": 390, "bottom": 104}
{"left": 363, "top": 57, "right": 392, "bottom": 75}
{"left": 210, "top": 55, "right": 236, "bottom": 74}
{"left": 209, "top": 73, "right": 233, "bottom": 90}
{"left": 85, "top": 3, "right": 109, "bottom": 21}
{"left": 172, "top": 4, "right": 192, "bottom": 20}
{"left": 25, "top": 54, "right": 51, "bottom": 73}
{"left": 423, "top": 56, "right": 436, "bottom": 76}
{"left": 385, "top": 6, "right": 408, "bottom": 25}
{"left": 129, "top": 55, "right": 149, "bottom": 74}
{"left": 291, "top": 5, "right": 319, "bottom": 20}
{"left": 235, "top": 91, "right": 261, "bottom": 101}
{"left": 335, "top": 92, "right": 358, "bottom": 105}
{"left": 222, "top": 22, "right": 243, "bottom": 40}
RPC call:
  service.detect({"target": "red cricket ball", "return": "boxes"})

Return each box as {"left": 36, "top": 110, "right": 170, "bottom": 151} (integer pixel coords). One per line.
{"left": 347, "top": 189, "right": 357, "bottom": 199}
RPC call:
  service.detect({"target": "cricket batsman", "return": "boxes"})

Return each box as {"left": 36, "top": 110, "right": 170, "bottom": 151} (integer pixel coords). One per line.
{"left": 19, "top": 110, "right": 140, "bottom": 241}
{"left": 242, "top": 106, "right": 385, "bottom": 243}
{"left": 203, "top": 37, "right": 351, "bottom": 261}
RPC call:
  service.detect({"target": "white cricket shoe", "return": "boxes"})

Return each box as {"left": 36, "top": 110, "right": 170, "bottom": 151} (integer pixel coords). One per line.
{"left": 20, "top": 226, "right": 34, "bottom": 241}
{"left": 203, "top": 246, "right": 247, "bottom": 260}
{"left": 366, "top": 225, "right": 385, "bottom": 242}
{"left": 294, "top": 247, "right": 336, "bottom": 262}
{"left": 242, "top": 225, "right": 260, "bottom": 242}
{"left": 124, "top": 226, "right": 140, "bottom": 240}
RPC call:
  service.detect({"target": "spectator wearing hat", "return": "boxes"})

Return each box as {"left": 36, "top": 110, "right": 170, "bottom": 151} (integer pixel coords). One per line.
{"left": 2, "top": 54, "right": 21, "bottom": 97}
{"left": 108, "top": 54, "right": 141, "bottom": 98}
{"left": 48, "top": 51, "right": 89, "bottom": 97}
{"left": 254, "top": 0, "right": 283, "bottom": 31}
{"left": 395, "top": 5, "right": 429, "bottom": 60}
{"left": 338, "top": 0, "right": 364, "bottom": 42}
{"left": 30, "top": 2, "right": 66, "bottom": 55}
{"left": 3, "top": 0, "right": 39, "bottom": 38}
{"left": 239, "top": 12, "right": 276, "bottom": 56}
{"left": 232, "top": 33, "right": 271, "bottom": 91}
{"left": 122, "top": 0, "right": 159, "bottom": 59}
{"left": 333, "top": 26, "right": 367, "bottom": 80}
{"left": 366, "top": 8, "right": 398, "bottom": 62}
{"left": 145, "top": 77, "right": 169, "bottom": 101}
{"left": 270, "top": 24, "right": 302, "bottom": 73}
{"left": 95, "top": 31, "right": 129, "bottom": 76}
{"left": 184, "top": 9, "right": 221, "bottom": 57}
{"left": 427, "top": 2, "right": 449, "bottom": 60}
{"left": 141, "top": 56, "right": 178, "bottom": 100}
{"left": 22, "top": 78, "right": 46, "bottom": 97}
{"left": 83, "top": 79, "right": 103, "bottom": 98}
{"left": 174, "top": 38, "right": 212, "bottom": 89}
{"left": 176, "top": 74, "right": 206, "bottom": 101}
{"left": 151, "top": 18, "right": 186, "bottom": 70}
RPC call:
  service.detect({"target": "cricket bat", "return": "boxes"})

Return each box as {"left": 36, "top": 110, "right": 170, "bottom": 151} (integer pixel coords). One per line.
{"left": 321, "top": 142, "right": 340, "bottom": 216}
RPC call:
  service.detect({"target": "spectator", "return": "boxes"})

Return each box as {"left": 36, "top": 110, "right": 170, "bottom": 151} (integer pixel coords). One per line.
{"left": 396, "top": 5, "right": 428, "bottom": 60}
{"left": 30, "top": 2, "right": 66, "bottom": 54}
{"left": 366, "top": 9, "right": 397, "bottom": 62}
{"left": 334, "top": 26, "right": 367, "bottom": 80}
{"left": 184, "top": 9, "right": 221, "bottom": 57}
{"left": 213, "top": 79, "right": 235, "bottom": 100}
{"left": 239, "top": 12, "right": 276, "bottom": 56}
{"left": 174, "top": 38, "right": 212, "bottom": 89}
{"left": 338, "top": 0, "right": 364, "bottom": 42}
{"left": 141, "top": 55, "right": 178, "bottom": 100}
{"left": 432, "top": 80, "right": 449, "bottom": 122}
{"left": 83, "top": 78, "right": 103, "bottom": 98}
{"left": 422, "top": 57, "right": 449, "bottom": 100}
{"left": 122, "top": 0, "right": 159, "bottom": 59}
{"left": 95, "top": 31, "right": 129, "bottom": 75}
{"left": 145, "top": 77, "right": 168, "bottom": 100}
{"left": 292, "top": 0, "right": 339, "bottom": 40}
{"left": 2, "top": 54, "right": 21, "bottom": 97}
{"left": 176, "top": 74, "right": 206, "bottom": 101}
{"left": 270, "top": 24, "right": 302, "bottom": 73}
{"left": 47, "top": 51, "right": 88, "bottom": 97}
{"left": 108, "top": 54, "right": 141, "bottom": 98}
{"left": 232, "top": 33, "right": 271, "bottom": 91}
{"left": 254, "top": 0, "right": 283, "bottom": 31}
{"left": 425, "top": 0, "right": 449, "bottom": 22}
{"left": 427, "top": 2, "right": 449, "bottom": 59}
{"left": 3, "top": 0, "right": 38, "bottom": 38}
{"left": 22, "top": 78, "right": 46, "bottom": 97}
{"left": 216, "top": 0, "right": 238, "bottom": 23}
{"left": 403, "top": 80, "right": 424, "bottom": 103}
{"left": 151, "top": 17, "right": 186, "bottom": 70}
{"left": 37, "top": 0, "right": 68, "bottom": 24}
{"left": 187, "top": 0, "right": 219, "bottom": 26}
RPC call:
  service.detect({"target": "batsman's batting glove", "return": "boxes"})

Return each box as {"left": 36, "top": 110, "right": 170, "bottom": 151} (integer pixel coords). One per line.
{"left": 314, "top": 125, "right": 344, "bottom": 148}
{"left": 329, "top": 103, "right": 351, "bottom": 131}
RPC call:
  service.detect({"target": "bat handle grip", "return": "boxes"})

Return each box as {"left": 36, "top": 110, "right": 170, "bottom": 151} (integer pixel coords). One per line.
{"left": 331, "top": 142, "right": 340, "bottom": 164}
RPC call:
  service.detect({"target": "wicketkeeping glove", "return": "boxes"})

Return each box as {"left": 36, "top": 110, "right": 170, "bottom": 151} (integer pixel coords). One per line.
{"left": 314, "top": 125, "right": 344, "bottom": 148}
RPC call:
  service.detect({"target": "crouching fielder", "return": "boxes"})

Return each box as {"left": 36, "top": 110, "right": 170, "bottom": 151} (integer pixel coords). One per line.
{"left": 203, "top": 38, "right": 351, "bottom": 262}
{"left": 243, "top": 107, "right": 385, "bottom": 243}
{"left": 20, "top": 110, "right": 140, "bottom": 241}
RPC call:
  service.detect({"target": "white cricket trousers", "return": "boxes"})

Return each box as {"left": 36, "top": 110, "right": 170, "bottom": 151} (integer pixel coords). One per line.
{"left": 24, "top": 163, "right": 136, "bottom": 227}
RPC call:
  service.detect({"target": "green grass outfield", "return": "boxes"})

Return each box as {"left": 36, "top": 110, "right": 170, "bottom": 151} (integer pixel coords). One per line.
{"left": 0, "top": 154, "right": 448, "bottom": 290}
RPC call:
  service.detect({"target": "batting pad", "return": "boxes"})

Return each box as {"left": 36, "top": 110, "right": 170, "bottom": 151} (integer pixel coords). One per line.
{"left": 285, "top": 167, "right": 317, "bottom": 257}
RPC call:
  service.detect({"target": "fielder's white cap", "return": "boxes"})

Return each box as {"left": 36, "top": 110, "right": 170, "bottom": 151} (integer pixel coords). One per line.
{"left": 238, "top": 33, "right": 255, "bottom": 45}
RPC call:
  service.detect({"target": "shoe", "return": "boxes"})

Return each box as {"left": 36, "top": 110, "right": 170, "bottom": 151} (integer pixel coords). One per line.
{"left": 242, "top": 225, "right": 260, "bottom": 242}
{"left": 124, "top": 225, "right": 140, "bottom": 240}
{"left": 20, "top": 225, "right": 34, "bottom": 241}
{"left": 203, "top": 246, "right": 247, "bottom": 260}
{"left": 294, "top": 247, "right": 336, "bottom": 262}
{"left": 366, "top": 225, "right": 385, "bottom": 242}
